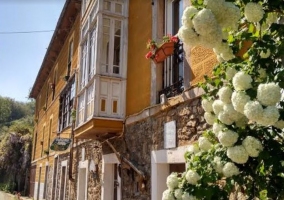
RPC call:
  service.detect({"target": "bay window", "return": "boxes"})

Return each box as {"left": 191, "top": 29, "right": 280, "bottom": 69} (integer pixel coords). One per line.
{"left": 77, "top": 0, "right": 128, "bottom": 126}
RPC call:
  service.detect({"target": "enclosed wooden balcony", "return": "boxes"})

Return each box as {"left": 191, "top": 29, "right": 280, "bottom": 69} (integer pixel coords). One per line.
{"left": 74, "top": 118, "right": 123, "bottom": 139}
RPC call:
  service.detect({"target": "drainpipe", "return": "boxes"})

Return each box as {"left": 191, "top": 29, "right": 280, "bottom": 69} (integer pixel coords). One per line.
{"left": 68, "top": 121, "right": 75, "bottom": 182}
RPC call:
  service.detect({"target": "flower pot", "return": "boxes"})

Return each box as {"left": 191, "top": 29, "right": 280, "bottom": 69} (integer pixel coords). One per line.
{"left": 153, "top": 41, "right": 175, "bottom": 64}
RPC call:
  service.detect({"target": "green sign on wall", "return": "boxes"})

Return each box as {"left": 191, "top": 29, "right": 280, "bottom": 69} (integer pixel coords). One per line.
{"left": 50, "top": 138, "right": 72, "bottom": 151}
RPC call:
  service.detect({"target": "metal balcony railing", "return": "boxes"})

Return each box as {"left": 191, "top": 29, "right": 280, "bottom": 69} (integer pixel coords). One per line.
{"left": 158, "top": 78, "right": 184, "bottom": 99}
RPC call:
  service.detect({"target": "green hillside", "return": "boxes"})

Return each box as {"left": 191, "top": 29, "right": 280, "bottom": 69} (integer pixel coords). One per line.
{"left": 0, "top": 96, "right": 34, "bottom": 196}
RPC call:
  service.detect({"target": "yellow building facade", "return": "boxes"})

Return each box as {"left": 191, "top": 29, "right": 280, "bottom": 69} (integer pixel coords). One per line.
{"left": 29, "top": 1, "right": 80, "bottom": 199}
{"left": 29, "top": 0, "right": 218, "bottom": 200}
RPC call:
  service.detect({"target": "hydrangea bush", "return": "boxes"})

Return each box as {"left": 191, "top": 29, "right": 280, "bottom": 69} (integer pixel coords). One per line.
{"left": 163, "top": 0, "right": 284, "bottom": 199}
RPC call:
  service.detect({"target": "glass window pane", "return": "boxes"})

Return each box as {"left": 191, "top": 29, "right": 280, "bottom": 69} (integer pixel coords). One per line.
{"left": 115, "top": 3, "right": 122, "bottom": 14}
{"left": 81, "top": 41, "right": 88, "bottom": 88}
{"left": 114, "top": 20, "right": 121, "bottom": 36}
{"left": 102, "top": 34, "right": 110, "bottom": 73}
{"left": 113, "top": 35, "right": 120, "bottom": 67}
{"left": 113, "top": 66, "right": 119, "bottom": 74}
{"left": 103, "top": 18, "right": 110, "bottom": 26}
{"left": 89, "top": 27, "right": 97, "bottom": 79}
{"left": 103, "top": 1, "right": 111, "bottom": 11}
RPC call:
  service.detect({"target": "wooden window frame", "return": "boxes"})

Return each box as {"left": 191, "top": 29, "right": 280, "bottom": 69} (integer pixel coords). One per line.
{"left": 58, "top": 77, "right": 75, "bottom": 132}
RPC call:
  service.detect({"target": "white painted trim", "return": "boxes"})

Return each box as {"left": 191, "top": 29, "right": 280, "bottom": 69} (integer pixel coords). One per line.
{"left": 61, "top": 160, "right": 68, "bottom": 167}
{"left": 101, "top": 153, "right": 121, "bottom": 200}
{"left": 77, "top": 160, "right": 89, "bottom": 200}
{"left": 151, "top": 145, "right": 189, "bottom": 200}
{"left": 58, "top": 160, "right": 68, "bottom": 200}
{"left": 53, "top": 156, "right": 60, "bottom": 200}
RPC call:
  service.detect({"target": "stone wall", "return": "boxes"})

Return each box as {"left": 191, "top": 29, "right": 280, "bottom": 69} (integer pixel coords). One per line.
{"left": 102, "top": 96, "right": 209, "bottom": 200}
{"left": 69, "top": 140, "right": 102, "bottom": 200}
{"left": 64, "top": 97, "right": 207, "bottom": 200}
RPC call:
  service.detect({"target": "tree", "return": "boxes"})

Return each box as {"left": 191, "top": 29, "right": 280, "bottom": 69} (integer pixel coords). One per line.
{"left": 163, "top": 0, "right": 284, "bottom": 199}
{"left": 0, "top": 98, "right": 34, "bottom": 195}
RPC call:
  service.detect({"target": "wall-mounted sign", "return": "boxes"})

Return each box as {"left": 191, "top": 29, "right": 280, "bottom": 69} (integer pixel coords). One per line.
{"left": 50, "top": 138, "right": 71, "bottom": 151}
{"left": 164, "top": 120, "right": 176, "bottom": 149}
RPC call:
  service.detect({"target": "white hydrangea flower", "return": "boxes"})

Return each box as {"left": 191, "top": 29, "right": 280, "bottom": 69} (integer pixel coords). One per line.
{"left": 204, "top": 0, "right": 225, "bottom": 12}
{"left": 217, "top": 2, "right": 241, "bottom": 30}
{"left": 244, "top": 2, "right": 264, "bottom": 23}
{"left": 182, "top": 193, "right": 197, "bottom": 200}
{"left": 257, "top": 106, "right": 279, "bottom": 126}
{"left": 212, "top": 123, "right": 225, "bottom": 137}
{"left": 257, "top": 83, "right": 281, "bottom": 106}
{"left": 274, "top": 120, "right": 284, "bottom": 129}
{"left": 235, "top": 116, "right": 249, "bottom": 128}
{"left": 214, "top": 42, "right": 235, "bottom": 61}
{"left": 162, "top": 189, "right": 175, "bottom": 200}
{"left": 223, "top": 104, "right": 244, "bottom": 122}
{"left": 217, "top": 55, "right": 225, "bottom": 63}
{"left": 222, "top": 162, "right": 240, "bottom": 177}
{"left": 221, "top": 51, "right": 235, "bottom": 61}
{"left": 201, "top": 99, "right": 214, "bottom": 112}
{"left": 218, "top": 111, "right": 234, "bottom": 125}
{"left": 213, "top": 42, "right": 231, "bottom": 55}
{"left": 192, "top": 8, "right": 219, "bottom": 35}
{"left": 231, "top": 91, "right": 250, "bottom": 114}
{"left": 242, "top": 136, "right": 263, "bottom": 157}
{"left": 258, "top": 68, "right": 267, "bottom": 79}
{"left": 178, "top": 26, "right": 200, "bottom": 47}
{"left": 198, "top": 136, "right": 213, "bottom": 151}
{"left": 174, "top": 189, "right": 183, "bottom": 199}
{"left": 266, "top": 12, "right": 278, "bottom": 25}
{"left": 260, "top": 49, "right": 271, "bottom": 58}
{"left": 182, "top": 6, "right": 198, "bottom": 28}
{"left": 212, "top": 100, "right": 224, "bottom": 115}
{"left": 227, "top": 145, "right": 249, "bottom": 164}
{"left": 204, "top": 112, "right": 216, "bottom": 125}
{"left": 232, "top": 71, "right": 252, "bottom": 91}
{"left": 198, "top": 30, "right": 223, "bottom": 49}
{"left": 222, "top": 30, "right": 229, "bottom": 40}
{"left": 166, "top": 173, "right": 179, "bottom": 190}
{"left": 226, "top": 67, "right": 237, "bottom": 80}
{"left": 187, "top": 144, "right": 200, "bottom": 154}
{"left": 185, "top": 170, "right": 201, "bottom": 185}
{"left": 218, "top": 130, "right": 239, "bottom": 147}
{"left": 213, "top": 156, "right": 223, "bottom": 174}
{"left": 244, "top": 101, "right": 263, "bottom": 122}
{"left": 218, "top": 87, "right": 233, "bottom": 103}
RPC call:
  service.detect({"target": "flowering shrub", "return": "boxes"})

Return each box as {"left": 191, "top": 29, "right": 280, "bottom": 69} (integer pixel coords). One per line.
{"left": 145, "top": 34, "right": 178, "bottom": 59}
{"left": 163, "top": 0, "right": 284, "bottom": 199}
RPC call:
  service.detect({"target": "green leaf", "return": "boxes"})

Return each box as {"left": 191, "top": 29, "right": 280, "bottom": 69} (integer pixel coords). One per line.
{"left": 259, "top": 190, "right": 268, "bottom": 200}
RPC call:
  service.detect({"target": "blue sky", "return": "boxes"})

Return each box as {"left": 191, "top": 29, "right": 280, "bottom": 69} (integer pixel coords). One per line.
{"left": 0, "top": 0, "right": 65, "bottom": 102}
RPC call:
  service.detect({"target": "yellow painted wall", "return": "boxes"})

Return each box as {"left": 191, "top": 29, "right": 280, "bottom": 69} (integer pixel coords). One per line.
{"left": 32, "top": 15, "right": 80, "bottom": 168}
{"left": 126, "top": 0, "right": 152, "bottom": 116}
